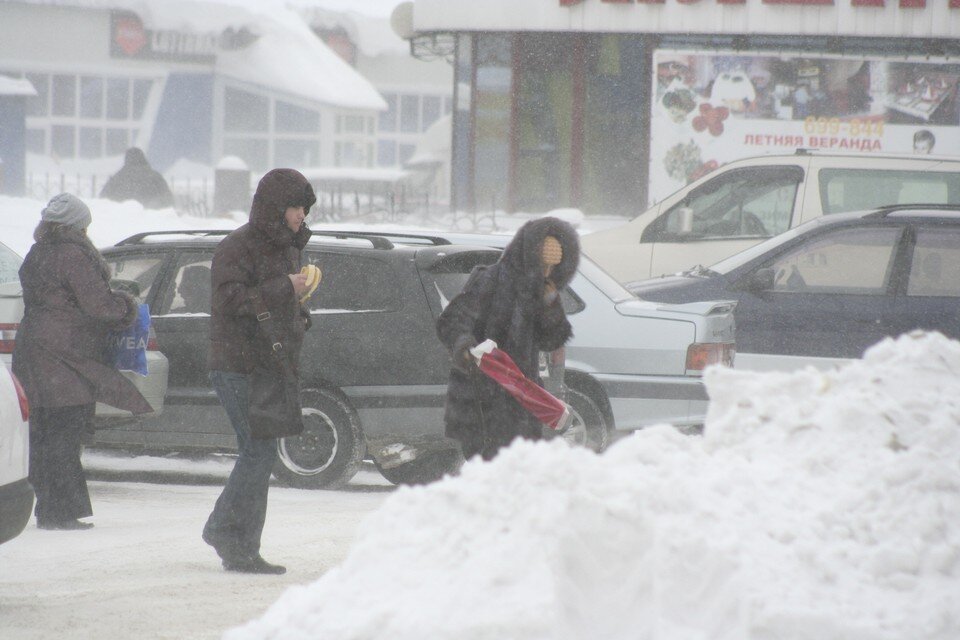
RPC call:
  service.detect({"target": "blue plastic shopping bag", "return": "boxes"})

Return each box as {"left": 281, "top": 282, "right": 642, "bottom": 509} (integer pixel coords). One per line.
{"left": 112, "top": 303, "right": 151, "bottom": 376}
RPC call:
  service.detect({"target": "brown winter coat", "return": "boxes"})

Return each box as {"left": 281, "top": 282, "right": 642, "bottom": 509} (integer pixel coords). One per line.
{"left": 208, "top": 169, "right": 315, "bottom": 381}
{"left": 12, "top": 224, "right": 153, "bottom": 413}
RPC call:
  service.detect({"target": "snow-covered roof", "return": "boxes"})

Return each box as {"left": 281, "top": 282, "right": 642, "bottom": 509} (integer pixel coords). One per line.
{"left": 8, "top": 0, "right": 387, "bottom": 111}
{"left": 290, "top": 3, "right": 408, "bottom": 58}
{"left": 0, "top": 75, "right": 37, "bottom": 97}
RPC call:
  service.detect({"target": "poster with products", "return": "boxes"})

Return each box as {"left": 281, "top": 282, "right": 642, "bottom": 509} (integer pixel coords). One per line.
{"left": 648, "top": 49, "right": 960, "bottom": 204}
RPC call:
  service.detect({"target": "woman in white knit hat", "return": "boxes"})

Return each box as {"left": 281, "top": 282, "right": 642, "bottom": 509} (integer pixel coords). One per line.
{"left": 12, "top": 193, "right": 151, "bottom": 530}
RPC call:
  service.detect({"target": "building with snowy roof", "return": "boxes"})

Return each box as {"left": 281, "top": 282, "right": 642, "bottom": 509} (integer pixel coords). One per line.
{"left": 0, "top": 0, "right": 387, "bottom": 196}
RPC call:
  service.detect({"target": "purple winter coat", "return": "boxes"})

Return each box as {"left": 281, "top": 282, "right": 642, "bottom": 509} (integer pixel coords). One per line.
{"left": 12, "top": 224, "right": 152, "bottom": 413}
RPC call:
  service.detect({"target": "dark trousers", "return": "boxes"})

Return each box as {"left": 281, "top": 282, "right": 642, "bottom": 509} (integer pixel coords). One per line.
{"left": 29, "top": 404, "right": 95, "bottom": 524}
{"left": 204, "top": 371, "right": 277, "bottom": 558}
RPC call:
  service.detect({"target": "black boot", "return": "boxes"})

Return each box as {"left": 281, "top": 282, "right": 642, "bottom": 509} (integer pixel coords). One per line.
{"left": 38, "top": 518, "right": 94, "bottom": 530}
{"left": 222, "top": 555, "right": 286, "bottom": 575}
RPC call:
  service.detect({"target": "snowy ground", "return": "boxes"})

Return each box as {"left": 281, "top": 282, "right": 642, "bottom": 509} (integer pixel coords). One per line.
{"left": 0, "top": 460, "right": 393, "bottom": 640}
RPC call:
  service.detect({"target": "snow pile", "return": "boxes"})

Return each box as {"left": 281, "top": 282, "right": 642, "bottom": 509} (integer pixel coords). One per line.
{"left": 226, "top": 331, "right": 960, "bottom": 640}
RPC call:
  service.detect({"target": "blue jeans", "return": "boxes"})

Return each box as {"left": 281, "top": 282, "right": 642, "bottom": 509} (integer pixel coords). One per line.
{"left": 203, "top": 371, "right": 277, "bottom": 558}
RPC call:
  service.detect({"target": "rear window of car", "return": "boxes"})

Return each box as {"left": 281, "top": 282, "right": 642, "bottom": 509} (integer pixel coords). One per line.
{"left": 0, "top": 242, "right": 22, "bottom": 284}
{"left": 819, "top": 169, "right": 960, "bottom": 214}
{"left": 303, "top": 252, "right": 401, "bottom": 313}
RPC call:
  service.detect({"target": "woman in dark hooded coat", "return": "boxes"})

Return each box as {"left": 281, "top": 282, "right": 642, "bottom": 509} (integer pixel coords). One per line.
{"left": 13, "top": 193, "right": 152, "bottom": 530}
{"left": 437, "top": 216, "right": 580, "bottom": 461}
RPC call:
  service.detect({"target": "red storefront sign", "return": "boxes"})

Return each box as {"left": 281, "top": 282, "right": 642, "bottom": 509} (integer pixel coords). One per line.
{"left": 561, "top": 0, "right": 960, "bottom": 6}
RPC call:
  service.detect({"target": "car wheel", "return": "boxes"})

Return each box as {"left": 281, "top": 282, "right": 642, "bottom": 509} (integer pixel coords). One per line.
{"left": 555, "top": 387, "right": 609, "bottom": 453}
{"left": 272, "top": 388, "right": 366, "bottom": 489}
{"left": 374, "top": 449, "right": 463, "bottom": 486}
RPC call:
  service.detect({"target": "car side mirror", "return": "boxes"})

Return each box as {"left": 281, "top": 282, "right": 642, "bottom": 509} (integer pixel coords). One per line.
{"left": 675, "top": 207, "right": 694, "bottom": 234}
{"left": 735, "top": 267, "right": 774, "bottom": 293}
{"left": 111, "top": 278, "right": 141, "bottom": 298}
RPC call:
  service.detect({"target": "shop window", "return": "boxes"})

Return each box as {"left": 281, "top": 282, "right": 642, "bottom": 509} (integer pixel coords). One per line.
{"left": 473, "top": 34, "right": 513, "bottom": 212}
{"left": 224, "top": 87, "right": 268, "bottom": 132}
{"left": 399, "top": 143, "right": 416, "bottom": 165}
{"left": 51, "top": 125, "right": 75, "bottom": 158}
{"left": 132, "top": 79, "right": 152, "bottom": 119}
{"left": 52, "top": 74, "right": 76, "bottom": 116}
{"left": 275, "top": 139, "right": 320, "bottom": 167}
{"left": 378, "top": 140, "right": 397, "bottom": 166}
{"left": 515, "top": 34, "right": 572, "bottom": 212}
{"left": 422, "top": 95, "right": 441, "bottom": 130}
{"left": 25, "top": 72, "right": 49, "bottom": 117}
{"left": 26, "top": 129, "right": 45, "bottom": 154}
{"left": 451, "top": 33, "right": 474, "bottom": 212}
{"left": 400, "top": 94, "right": 419, "bottom": 133}
{"left": 582, "top": 35, "right": 647, "bottom": 217}
{"left": 275, "top": 101, "right": 320, "bottom": 133}
{"left": 106, "top": 128, "right": 128, "bottom": 155}
{"left": 79, "top": 127, "right": 102, "bottom": 158}
{"left": 80, "top": 76, "right": 103, "bottom": 118}
{"left": 223, "top": 137, "right": 268, "bottom": 172}
{"left": 106, "top": 78, "right": 129, "bottom": 119}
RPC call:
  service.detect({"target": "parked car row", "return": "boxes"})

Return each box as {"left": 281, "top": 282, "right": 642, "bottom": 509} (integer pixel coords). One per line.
{"left": 88, "top": 229, "right": 735, "bottom": 488}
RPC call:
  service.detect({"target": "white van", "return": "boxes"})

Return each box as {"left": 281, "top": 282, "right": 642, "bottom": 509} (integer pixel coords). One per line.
{"left": 582, "top": 151, "right": 960, "bottom": 283}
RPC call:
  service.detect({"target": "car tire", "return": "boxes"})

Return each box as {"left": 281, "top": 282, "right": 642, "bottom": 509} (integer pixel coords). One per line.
{"left": 374, "top": 448, "right": 463, "bottom": 486}
{"left": 272, "top": 388, "right": 366, "bottom": 489}
{"left": 553, "top": 387, "right": 609, "bottom": 453}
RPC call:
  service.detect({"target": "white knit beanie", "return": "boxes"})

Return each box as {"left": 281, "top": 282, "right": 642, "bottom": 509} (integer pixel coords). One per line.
{"left": 41, "top": 193, "right": 92, "bottom": 229}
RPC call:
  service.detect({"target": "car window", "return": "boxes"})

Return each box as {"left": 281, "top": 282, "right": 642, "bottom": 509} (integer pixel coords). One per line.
{"left": 155, "top": 255, "right": 213, "bottom": 315}
{"left": 764, "top": 226, "right": 901, "bottom": 295}
{"left": 0, "top": 242, "right": 22, "bottom": 284}
{"left": 819, "top": 169, "right": 960, "bottom": 214}
{"left": 907, "top": 228, "right": 960, "bottom": 298}
{"left": 106, "top": 254, "right": 168, "bottom": 302}
{"left": 655, "top": 166, "right": 802, "bottom": 240}
{"left": 304, "top": 252, "right": 400, "bottom": 313}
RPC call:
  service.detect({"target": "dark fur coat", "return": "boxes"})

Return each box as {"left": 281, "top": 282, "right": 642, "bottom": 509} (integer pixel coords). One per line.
{"left": 436, "top": 217, "right": 580, "bottom": 460}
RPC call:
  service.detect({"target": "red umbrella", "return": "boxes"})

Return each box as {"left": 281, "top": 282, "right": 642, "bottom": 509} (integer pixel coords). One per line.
{"left": 470, "top": 340, "right": 572, "bottom": 431}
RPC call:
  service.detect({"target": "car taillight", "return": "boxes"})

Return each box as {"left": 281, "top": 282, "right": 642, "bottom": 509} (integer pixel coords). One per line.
{"left": 10, "top": 371, "right": 29, "bottom": 422}
{"left": 146, "top": 326, "right": 160, "bottom": 351}
{"left": 0, "top": 323, "right": 18, "bottom": 354}
{"left": 685, "top": 342, "right": 735, "bottom": 375}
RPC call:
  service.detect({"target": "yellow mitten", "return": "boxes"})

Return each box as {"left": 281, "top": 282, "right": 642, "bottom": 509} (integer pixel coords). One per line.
{"left": 299, "top": 264, "right": 322, "bottom": 303}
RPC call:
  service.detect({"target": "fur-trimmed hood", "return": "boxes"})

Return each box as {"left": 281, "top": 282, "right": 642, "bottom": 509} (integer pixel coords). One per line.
{"left": 499, "top": 216, "right": 580, "bottom": 293}
{"left": 249, "top": 168, "right": 316, "bottom": 250}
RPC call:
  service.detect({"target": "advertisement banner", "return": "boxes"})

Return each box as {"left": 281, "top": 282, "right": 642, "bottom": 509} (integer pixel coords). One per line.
{"left": 649, "top": 49, "right": 960, "bottom": 204}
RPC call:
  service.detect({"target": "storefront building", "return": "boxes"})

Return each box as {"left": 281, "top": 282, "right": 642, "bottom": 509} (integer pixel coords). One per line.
{"left": 0, "top": 0, "right": 385, "bottom": 182}
{"left": 408, "top": 0, "right": 960, "bottom": 216}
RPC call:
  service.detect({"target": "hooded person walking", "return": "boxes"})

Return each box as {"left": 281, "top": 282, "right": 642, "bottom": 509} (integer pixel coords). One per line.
{"left": 12, "top": 193, "right": 152, "bottom": 530}
{"left": 202, "top": 168, "right": 315, "bottom": 574}
{"left": 437, "top": 216, "right": 580, "bottom": 461}
{"left": 99, "top": 147, "right": 174, "bottom": 209}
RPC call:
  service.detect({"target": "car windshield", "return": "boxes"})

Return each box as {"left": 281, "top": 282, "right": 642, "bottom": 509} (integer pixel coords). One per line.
{"left": 577, "top": 254, "right": 634, "bottom": 302}
{"left": 0, "top": 242, "right": 22, "bottom": 284}
{"left": 707, "top": 217, "right": 832, "bottom": 275}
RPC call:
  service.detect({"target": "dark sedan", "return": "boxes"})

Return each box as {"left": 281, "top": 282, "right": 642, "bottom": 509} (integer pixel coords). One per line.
{"left": 627, "top": 205, "right": 960, "bottom": 370}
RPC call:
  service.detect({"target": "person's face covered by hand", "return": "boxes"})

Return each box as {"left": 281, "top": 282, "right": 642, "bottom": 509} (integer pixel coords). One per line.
{"left": 541, "top": 235, "right": 562, "bottom": 278}
{"left": 541, "top": 236, "right": 563, "bottom": 304}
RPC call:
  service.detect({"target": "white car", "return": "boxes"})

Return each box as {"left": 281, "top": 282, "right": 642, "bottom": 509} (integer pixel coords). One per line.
{"left": 0, "top": 359, "right": 32, "bottom": 545}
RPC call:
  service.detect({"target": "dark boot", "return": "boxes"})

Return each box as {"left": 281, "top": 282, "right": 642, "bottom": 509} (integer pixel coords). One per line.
{"left": 222, "top": 555, "right": 286, "bottom": 575}
{"left": 38, "top": 518, "right": 94, "bottom": 530}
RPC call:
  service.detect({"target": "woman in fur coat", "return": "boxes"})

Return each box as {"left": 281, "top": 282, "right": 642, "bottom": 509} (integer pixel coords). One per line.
{"left": 13, "top": 193, "right": 152, "bottom": 530}
{"left": 437, "top": 216, "right": 580, "bottom": 461}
